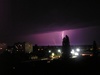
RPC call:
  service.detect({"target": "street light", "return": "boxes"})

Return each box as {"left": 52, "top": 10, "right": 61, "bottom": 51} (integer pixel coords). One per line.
{"left": 58, "top": 49, "right": 61, "bottom": 53}
{"left": 49, "top": 50, "right": 51, "bottom": 53}
{"left": 76, "top": 48, "right": 80, "bottom": 52}
{"left": 71, "top": 49, "right": 75, "bottom": 54}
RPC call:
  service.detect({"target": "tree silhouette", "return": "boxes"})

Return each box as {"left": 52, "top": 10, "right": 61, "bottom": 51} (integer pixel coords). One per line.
{"left": 92, "top": 41, "right": 98, "bottom": 57}
{"left": 62, "top": 35, "right": 71, "bottom": 59}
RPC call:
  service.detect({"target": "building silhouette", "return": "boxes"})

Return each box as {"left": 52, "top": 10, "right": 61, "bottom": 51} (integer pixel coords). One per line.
{"left": 0, "top": 43, "right": 7, "bottom": 54}
{"left": 13, "top": 42, "right": 33, "bottom": 53}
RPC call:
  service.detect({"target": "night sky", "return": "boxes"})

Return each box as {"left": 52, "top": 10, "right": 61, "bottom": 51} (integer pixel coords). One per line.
{"left": 0, "top": 0, "right": 100, "bottom": 46}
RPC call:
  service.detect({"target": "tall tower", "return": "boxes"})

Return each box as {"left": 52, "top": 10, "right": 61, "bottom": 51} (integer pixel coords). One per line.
{"left": 62, "top": 35, "right": 71, "bottom": 59}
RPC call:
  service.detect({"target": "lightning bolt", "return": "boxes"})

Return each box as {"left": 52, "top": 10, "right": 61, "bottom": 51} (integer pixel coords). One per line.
{"left": 61, "top": 31, "right": 65, "bottom": 39}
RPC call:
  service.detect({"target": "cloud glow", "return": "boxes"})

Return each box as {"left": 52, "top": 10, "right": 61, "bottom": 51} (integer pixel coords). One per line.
{"left": 21, "top": 26, "right": 100, "bottom": 46}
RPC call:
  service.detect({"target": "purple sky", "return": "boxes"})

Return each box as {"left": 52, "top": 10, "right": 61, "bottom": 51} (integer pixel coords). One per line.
{"left": 0, "top": 0, "right": 100, "bottom": 46}
{"left": 17, "top": 26, "right": 100, "bottom": 46}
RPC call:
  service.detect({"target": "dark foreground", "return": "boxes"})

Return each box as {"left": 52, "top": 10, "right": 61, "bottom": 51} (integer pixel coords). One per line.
{"left": 0, "top": 57, "right": 100, "bottom": 75}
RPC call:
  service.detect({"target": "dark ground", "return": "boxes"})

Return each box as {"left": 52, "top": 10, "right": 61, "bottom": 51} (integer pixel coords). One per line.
{"left": 0, "top": 57, "right": 100, "bottom": 75}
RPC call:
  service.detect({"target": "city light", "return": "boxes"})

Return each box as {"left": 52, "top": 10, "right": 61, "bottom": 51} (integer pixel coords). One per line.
{"left": 76, "top": 48, "right": 80, "bottom": 52}
{"left": 74, "top": 52, "right": 79, "bottom": 56}
{"left": 71, "top": 56, "right": 77, "bottom": 58}
{"left": 50, "top": 53, "right": 55, "bottom": 59}
{"left": 0, "top": 48, "right": 2, "bottom": 50}
{"left": 71, "top": 49, "right": 75, "bottom": 54}
{"left": 58, "top": 49, "right": 61, "bottom": 53}
{"left": 71, "top": 49, "right": 80, "bottom": 58}
{"left": 49, "top": 50, "right": 51, "bottom": 53}
{"left": 52, "top": 53, "right": 55, "bottom": 56}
